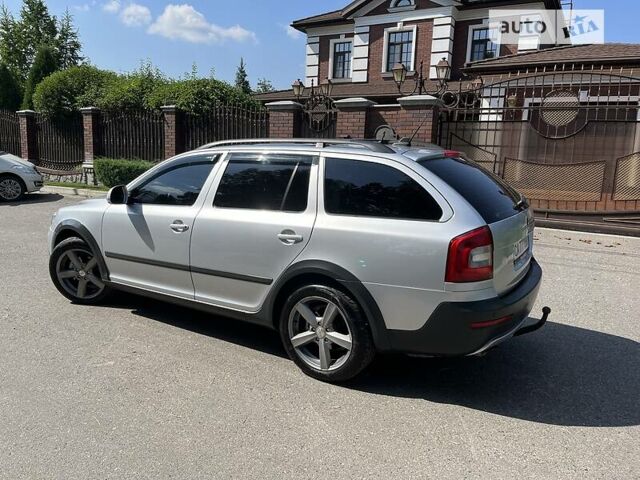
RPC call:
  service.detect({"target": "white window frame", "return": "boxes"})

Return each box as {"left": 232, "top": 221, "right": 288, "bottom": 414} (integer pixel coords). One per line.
{"left": 328, "top": 37, "right": 354, "bottom": 82}
{"left": 382, "top": 24, "right": 417, "bottom": 73}
{"left": 466, "top": 21, "right": 501, "bottom": 64}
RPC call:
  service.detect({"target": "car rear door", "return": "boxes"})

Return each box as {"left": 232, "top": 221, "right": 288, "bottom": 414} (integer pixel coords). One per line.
{"left": 101, "top": 153, "right": 220, "bottom": 298}
{"left": 190, "top": 151, "right": 318, "bottom": 311}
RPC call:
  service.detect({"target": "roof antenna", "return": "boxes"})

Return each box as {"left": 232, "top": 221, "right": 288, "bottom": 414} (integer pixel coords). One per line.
{"left": 399, "top": 114, "right": 430, "bottom": 147}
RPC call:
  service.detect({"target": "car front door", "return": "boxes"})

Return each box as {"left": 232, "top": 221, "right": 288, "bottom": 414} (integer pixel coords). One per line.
{"left": 190, "top": 151, "right": 318, "bottom": 311}
{"left": 102, "top": 153, "right": 220, "bottom": 298}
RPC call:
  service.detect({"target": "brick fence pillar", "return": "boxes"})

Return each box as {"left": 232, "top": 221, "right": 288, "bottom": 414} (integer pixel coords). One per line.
{"left": 265, "top": 101, "right": 303, "bottom": 138}
{"left": 80, "top": 107, "right": 101, "bottom": 162}
{"left": 161, "top": 105, "right": 185, "bottom": 158}
{"left": 17, "top": 110, "right": 38, "bottom": 162}
{"left": 396, "top": 95, "right": 443, "bottom": 144}
{"left": 334, "top": 97, "right": 376, "bottom": 139}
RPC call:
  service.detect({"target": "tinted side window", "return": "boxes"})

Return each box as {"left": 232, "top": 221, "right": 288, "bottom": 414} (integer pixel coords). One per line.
{"left": 130, "top": 155, "right": 218, "bottom": 206}
{"left": 324, "top": 158, "right": 443, "bottom": 220}
{"left": 214, "top": 153, "right": 312, "bottom": 212}
{"left": 417, "top": 157, "right": 519, "bottom": 223}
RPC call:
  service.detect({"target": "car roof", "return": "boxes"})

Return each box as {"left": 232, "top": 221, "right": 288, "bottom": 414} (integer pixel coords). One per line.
{"left": 193, "top": 139, "right": 447, "bottom": 164}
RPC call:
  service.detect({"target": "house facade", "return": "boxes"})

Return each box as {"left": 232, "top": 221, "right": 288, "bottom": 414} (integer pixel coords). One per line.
{"left": 258, "top": 0, "right": 563, "bottom": 103}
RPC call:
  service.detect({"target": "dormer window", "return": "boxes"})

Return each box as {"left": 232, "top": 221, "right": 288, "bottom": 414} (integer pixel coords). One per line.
{"left": 389, "top": 0, "right": 416, "bottom": 12}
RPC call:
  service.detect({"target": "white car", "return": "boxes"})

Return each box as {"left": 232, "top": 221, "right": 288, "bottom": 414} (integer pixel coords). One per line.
{"left": 0, "top": 151, "right": 44, "bottom": 201}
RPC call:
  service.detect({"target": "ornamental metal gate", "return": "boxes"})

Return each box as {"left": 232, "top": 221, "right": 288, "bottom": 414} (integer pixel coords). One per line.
{"left": 438, "top": 65, "right": 640, "bottom": 235}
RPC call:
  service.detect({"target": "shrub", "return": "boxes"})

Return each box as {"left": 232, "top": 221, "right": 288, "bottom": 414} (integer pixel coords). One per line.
{"left": 97, "top": 61, "right": 168, "bottom": 111}
{"left": 33, "top": 65, "right": 117, "bottom": 115}
{"left": 94, "top": 158, "right": 154, "bottom": 188}
{"left": 147, "top": 77, "right": 259, "bottom": 113}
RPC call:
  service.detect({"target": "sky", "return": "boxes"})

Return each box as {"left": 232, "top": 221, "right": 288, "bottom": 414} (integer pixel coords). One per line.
{"left": 1, "top": 0, "right": 638, "bottom": 90}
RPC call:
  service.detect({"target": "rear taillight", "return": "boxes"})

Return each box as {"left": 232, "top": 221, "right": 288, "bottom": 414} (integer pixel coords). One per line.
{"left": 443, "top": 150, "right": 461, "bottom": 158}
{"left": 445, "top": 226, "right": 493, "bottom": 283}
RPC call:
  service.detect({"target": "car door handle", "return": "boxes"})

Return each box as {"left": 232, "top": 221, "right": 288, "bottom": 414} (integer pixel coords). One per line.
{"left": 277, "top": 230, "right": 303, "bottom": 245}
{"left": 170, "top": 220, "right": 190, "bottom": 233}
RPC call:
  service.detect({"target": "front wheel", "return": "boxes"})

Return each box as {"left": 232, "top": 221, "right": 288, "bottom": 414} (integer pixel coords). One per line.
{"left": 49, "top": 237, "right": 111, "bottom": 304}
{"left": 279, "top": 284, "right": 375, "bottom": 382}
{"left": 0, "top": 174, "right": 26, "bottom": 201}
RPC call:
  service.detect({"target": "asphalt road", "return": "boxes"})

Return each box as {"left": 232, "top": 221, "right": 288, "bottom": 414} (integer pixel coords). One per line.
{"left": 1, "top": 193, "right": 638, "bottom": 479}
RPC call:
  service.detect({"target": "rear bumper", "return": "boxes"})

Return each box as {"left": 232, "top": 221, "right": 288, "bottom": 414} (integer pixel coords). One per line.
{"left": 386, "top": 258, "right": 543, "bottom": 356}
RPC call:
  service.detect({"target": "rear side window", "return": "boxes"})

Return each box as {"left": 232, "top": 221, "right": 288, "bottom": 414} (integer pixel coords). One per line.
{"left": 214, "top": 153, "right": 313, "bottom": 212}
{"left": 418, "top": 157, "right": 520, "bottom": 223}
{"left": 324, "top": 157, "right": 443, "bottom": 221}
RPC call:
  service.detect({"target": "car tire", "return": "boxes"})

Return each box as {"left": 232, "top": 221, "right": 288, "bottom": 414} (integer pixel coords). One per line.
{"left": 279, "top": 284, "right": 375, "bottom": 382}
{"left": 0, "top": 174, "right": 26, "bottom": 201}
{"left": 49, "top": 237, "right": 112, "bottom": 305}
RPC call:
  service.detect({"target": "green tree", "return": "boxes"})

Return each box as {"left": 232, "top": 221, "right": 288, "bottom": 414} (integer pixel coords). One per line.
{"left": 234, "top": 57, "right": 251, "bottom": 95}
{"left": 22, "top": 44, "right": 59, "bottom": 109}
{"left": 0, "top": 5, "right": 24, "bottom": 80}
{"left": 255, "top": 78, "right": 274, "bottom": 94}
{"left": 55, "top": 9, "right": 83, "bottom": 69}
{"left": 0, "top": 63, "right": 22, "bottom": 110}
{"left": 16, "top": 0, "right": 58, "bottom": 79}
{"left": 0, "top": 1, "right": 82, "bottom": 83}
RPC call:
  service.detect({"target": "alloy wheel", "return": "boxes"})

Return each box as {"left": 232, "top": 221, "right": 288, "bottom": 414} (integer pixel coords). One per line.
{"left": 0, "top": 178, "right": 23, "bottom": 201}
{"left": 288, "top": 296, "right": 353, "bottom": 372}
{"left": 55, "top": 249, "right": 105, "bottom": 300}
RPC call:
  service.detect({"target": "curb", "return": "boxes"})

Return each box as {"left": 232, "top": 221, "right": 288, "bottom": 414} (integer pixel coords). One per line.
{"left": 41, "top": 185, "right": 107, "bottom": 198}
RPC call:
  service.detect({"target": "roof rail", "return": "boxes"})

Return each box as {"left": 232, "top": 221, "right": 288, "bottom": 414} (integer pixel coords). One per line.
{"left": 197, "top": 138, "right": 396, "bottom": 153}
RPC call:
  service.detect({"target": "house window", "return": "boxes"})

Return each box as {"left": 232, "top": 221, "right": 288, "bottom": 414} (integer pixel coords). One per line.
{"left": 332, "top": 41, "right": 352, "bottom": 79}
{"left": 386, "top": 30, "right": 414, "bottom": 71}
{"left": 391, "top": 0, "right": 414, "bottom": 7}
{"left": 469, "top": 27, "right": 499, "bottom": 62}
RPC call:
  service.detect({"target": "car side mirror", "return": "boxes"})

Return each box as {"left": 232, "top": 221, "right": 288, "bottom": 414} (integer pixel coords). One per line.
{"left": 107, "top": 185, "right": 129, "bottom": 205}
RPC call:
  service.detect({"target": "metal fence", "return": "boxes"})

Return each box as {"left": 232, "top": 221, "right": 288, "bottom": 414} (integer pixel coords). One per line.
{"left": 99, "top": 110, "right": 165, "bottom": 161}
{"left": 0, "top": 110, "right": 20, "bottom": 156}
{"left": 36, "top": 113, "right": 84, "bottom": 171}
{"left": 438, "top": 65, "right": 640, "bottom": 231}
{"left": 182, "top": 104, "right": 269, "bottom": 150}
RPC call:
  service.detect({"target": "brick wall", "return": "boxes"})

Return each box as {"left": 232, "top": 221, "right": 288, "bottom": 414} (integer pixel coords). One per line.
{"left": 336, "top": 108, "right": 368, "bottom": 138}
{"left": 366, "top": 104, "right": 438, "bottom": 144}
{"left": 269, "top": 110, "right": 300, "bottom": 138}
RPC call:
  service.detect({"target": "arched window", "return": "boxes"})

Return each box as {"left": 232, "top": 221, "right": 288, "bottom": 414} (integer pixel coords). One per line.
{"left": 391, "top": 0, "right": 415, "bottom": 8}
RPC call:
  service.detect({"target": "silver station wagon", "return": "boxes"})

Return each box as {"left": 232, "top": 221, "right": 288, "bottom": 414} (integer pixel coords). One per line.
{"left": 48, "top": 139, "right": 548, "bottom": 382}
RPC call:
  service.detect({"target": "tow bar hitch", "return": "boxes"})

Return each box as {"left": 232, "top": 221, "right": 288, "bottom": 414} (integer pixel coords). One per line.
{"left": 514, "top": 306, "right": 551, "bottom": 337}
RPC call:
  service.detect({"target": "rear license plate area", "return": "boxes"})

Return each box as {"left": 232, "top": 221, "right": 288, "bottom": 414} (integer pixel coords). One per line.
{"left": 513, "top": 236, "right": 531, "bottom": 270}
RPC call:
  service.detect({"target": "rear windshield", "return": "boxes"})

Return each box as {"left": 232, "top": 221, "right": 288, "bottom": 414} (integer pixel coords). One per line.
{"left": 418, "top": 156, "right": 522, "bottom": 223}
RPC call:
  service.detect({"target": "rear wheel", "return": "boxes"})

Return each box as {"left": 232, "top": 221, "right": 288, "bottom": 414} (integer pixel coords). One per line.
{"left": 279, "top": 284, "right": 375, "bottom": 382}
{"left": 49, "top": 237, "right": 111, "bottom": 304}
{"left": 0, "top": 174, "right": 25, "bottom": 201}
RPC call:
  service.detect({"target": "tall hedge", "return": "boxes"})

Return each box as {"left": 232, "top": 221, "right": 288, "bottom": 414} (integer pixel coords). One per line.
{"left": 33, "top": 63, "right": 256, "bottom": 116}
{"left": 0, "top": 62, "right": 22, "bottom": 110}
{"left": 33, "top": 65, "right": 117, "bottom": 115}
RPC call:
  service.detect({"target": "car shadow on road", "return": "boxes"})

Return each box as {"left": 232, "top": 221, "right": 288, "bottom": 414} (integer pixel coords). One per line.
{"left": 107, "top": 293, "right": 287, "bottom": 359}
{"left": 350, "top": 321, "right": 640, "bottom": 428}
{"left": 2, "top": 193, "right": 64, "bottom": 206}
{"left": 104, "top": 294, "right": 639, "bottom": 428}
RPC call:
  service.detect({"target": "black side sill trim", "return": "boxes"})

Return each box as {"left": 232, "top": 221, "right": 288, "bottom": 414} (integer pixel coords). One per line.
{"left": 104, "top": 251, "right": 273, "bottom": 285}
{"left": 190, "top": 266, "right": 273, "bottom": 285}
